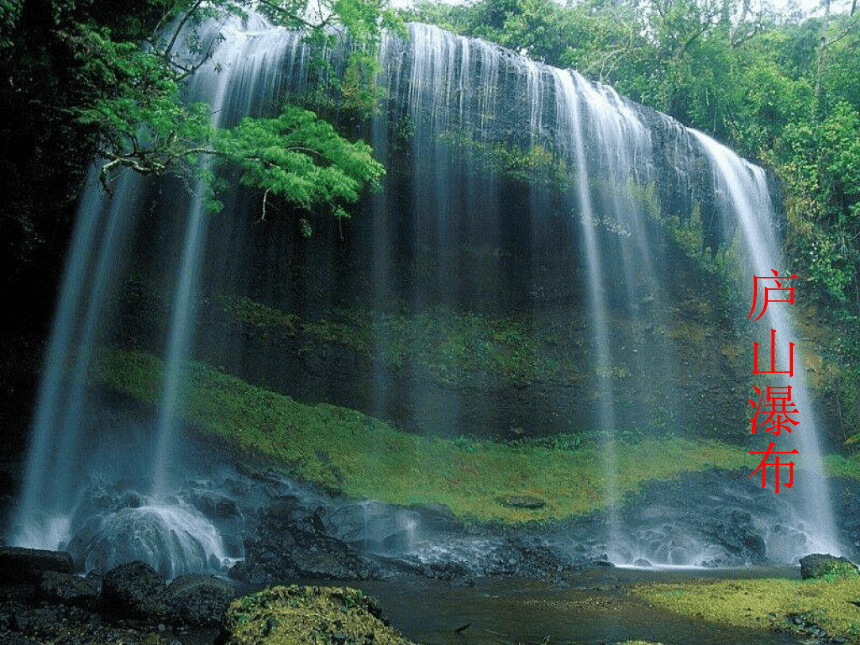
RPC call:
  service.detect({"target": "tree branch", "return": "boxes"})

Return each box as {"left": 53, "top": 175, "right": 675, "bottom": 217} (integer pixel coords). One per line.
{"left": 254, "top": 0, "right": 333, "bottom": 30}
{"left": 164, "top": 0, "right": 207, "bottom": 59}
{"left": 259, "top": 187, "right": 271, "bottom": 221}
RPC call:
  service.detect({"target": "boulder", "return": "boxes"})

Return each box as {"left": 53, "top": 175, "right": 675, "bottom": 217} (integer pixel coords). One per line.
{"left": 799, "top": 553, "right": 859, "bottom": 580}
{"left": 0, "top": 547, "right": 74, "bottom": 583}
{"left": 223, "top": 586, "right": 414, "bottom": 645}
{"left": 166, "top": 574, "right": 236, "bottom": 626}
{"left": 709, "top": 511, "right": 766, "bottom": 560}
{"left": 100, "top": 561, "right": 167, "bottom": 618}
{"left": 326, "top": 502, "right": 418, "bottom": 552}
{"left": 38, "top": 571, "right": 99, "bottom": 608}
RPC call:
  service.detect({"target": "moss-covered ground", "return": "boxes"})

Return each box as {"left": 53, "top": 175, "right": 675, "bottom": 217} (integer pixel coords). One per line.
{"left": 634, "top": 575, "right": 860, "bottom": 644}
{"left": 224, "top": 585, "right": 416, "bottom": 645}
{"left": 93, "top": 348, "right": 860, "bottom": 523}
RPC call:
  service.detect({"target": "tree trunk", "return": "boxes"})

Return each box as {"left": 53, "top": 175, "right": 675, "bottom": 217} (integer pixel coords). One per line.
{"left": 813, "top": 0, "right": 831, "bottom": 124}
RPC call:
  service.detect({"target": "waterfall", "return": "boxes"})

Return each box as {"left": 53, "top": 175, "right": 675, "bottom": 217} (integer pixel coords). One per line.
{"left": 9, "top": 17, "right": 841, "bottom": 574}
{"left": 13, "top": 169, "right": 144, "bottom": 550}
{"left": 692, "top": 130, "right": 839, "bottom": 557}
{"left": 375, "top": 23, "right": 841, "bottom": 562}
{"left": 10, "top": 18, "right": 305, "bottom": 576}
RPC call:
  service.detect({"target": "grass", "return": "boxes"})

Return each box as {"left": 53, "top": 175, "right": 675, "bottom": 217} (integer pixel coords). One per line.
{"left": 95, "top": 348, "right": 860, "bottom": 522}
{"left": 634, "top": 576, "right": 860, "bottom": 644}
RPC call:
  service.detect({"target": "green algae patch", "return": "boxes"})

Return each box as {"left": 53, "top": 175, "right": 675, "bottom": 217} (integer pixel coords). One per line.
{"left": 634, "top": 576, "right": 860, "bottom": 643}
{"left": 97, "top": 348, "right": 751, "bottom": 522}
{"left": 223, "top": 585, "right": 416, "bottom": 645}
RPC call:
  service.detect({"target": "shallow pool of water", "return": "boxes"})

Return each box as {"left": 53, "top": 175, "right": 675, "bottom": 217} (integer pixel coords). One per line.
{"left": 347, "top": 567, "right": 808, "bottom": 644}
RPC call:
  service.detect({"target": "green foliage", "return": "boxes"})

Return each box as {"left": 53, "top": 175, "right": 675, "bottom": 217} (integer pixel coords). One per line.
{"left": 637, "top": 576, "right": 860, "bottom": 644}
{"left": 303, "top": 305, "right": 586, "bottom": 386}
{"left": 0, "top": 0, "right": 20, "bottom": 51}
{"left": 817, "top": 559, "right": 860, "bottom": 582}
{"left": 779, "top": 101, "right": 860, "bottom": 304}
{"left": 24, "top": 0, "right": 391, "bottom": 227}
{"left": 219, "top": 296, "right": 300, "bottom": 331}
{"left": 437, "top": 128, "right": 572, "bottom": 187}
{"left": 215, "top": 106, "right": 384, "bottom": 215}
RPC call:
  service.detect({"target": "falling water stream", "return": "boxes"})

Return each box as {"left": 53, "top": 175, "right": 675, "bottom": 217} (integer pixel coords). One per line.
{"left": 692, "top": 131, "right": 839, "bottom": 555}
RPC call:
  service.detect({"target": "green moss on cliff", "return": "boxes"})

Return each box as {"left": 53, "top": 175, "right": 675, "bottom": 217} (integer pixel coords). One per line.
{"left": 97, "top": 348, "right": 774, "bottom": 522}
{"left": 218, "top": 297, "right": 590, "bottom": 386}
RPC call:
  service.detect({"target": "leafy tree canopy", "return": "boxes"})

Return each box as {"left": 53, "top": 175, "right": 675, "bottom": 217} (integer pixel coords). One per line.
{"left": 16, "top": 0, "right": 395, "bottom": 226}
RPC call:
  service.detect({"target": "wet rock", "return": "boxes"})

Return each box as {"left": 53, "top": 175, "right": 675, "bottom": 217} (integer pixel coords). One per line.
{"left": 100, "top": 560, "right": 167, "bottom": 618}
{"left": 38, "top": 571, "right": 99, "bottom": 608}
{"left": 242, "top": 502, "right": 374, "bottom": 581}
{"left": 186, "top": 489, "right": 241, "bottom": 520}
{"left": 326, "top": 502, "right": 418, "bottom": 553}
{"left": 799, "top": 553, "right": 859, "bottom": 580}
{"left": 166, "top": 574, "right": 236, "bottom": 626}
{"left": 614, "top": 471, "right": 781, "bottom": 566}
{"left": 710, "top": 511, "right": 766, "bottom": 559}
{"left": 0, "top": 547, "right": 74, "bottom": 583}
{"left": 407, "top": 502, "right": 463, "bottom": 533}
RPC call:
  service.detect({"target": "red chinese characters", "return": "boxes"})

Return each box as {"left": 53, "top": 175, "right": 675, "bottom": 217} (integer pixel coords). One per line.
{"left": 748, "top": 270, "right": 797, "bottom": 321}
{"left": 748, "top": 442, "right": 799, "bottom": 493}
{"left": 747, "top": 271, "right": 798, "bottom": 493}
{"left": 748, "top": 385, "right": 799, "bottom": 436}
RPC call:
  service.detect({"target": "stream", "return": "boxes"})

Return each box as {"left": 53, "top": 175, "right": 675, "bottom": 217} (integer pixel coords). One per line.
{"left": 345, "top": 567, "right": 809, "bottom": 645}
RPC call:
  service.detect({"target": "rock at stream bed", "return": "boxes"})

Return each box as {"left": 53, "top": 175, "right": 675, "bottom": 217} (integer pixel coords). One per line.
{"left": 166, "top": 573, "right": 236, "bottom": 626}
{"left": 100, "top": 560, "right": 167, "bottom": 618}
{"left": 223, "top": 585, "right": 416, "bottom": 645}
{"left": 38, "top": 571, "right": 99, "bottom": 608}
{"left": 799, "top": 553, "right": 859, "bottom": 580}
{"left": 0, "top": 546, "right": 74, "bottom": 583}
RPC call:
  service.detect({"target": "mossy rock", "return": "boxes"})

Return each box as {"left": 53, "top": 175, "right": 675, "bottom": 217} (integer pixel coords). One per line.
{"left": 223, "top": 585, "right": 417, "bottom": 645}
{"left": 799, "top": 553, "right": 860, "bottom": 581}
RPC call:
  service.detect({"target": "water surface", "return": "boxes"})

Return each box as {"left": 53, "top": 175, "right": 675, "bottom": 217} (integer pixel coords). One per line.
{"left": 352, "top": 567, "right": 807, "bottom": 645}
